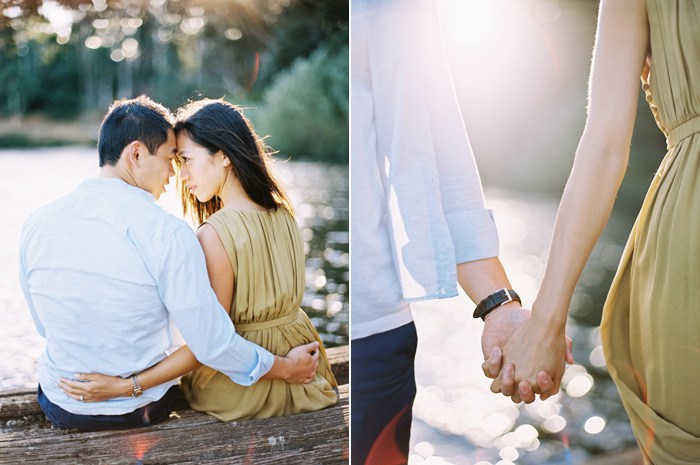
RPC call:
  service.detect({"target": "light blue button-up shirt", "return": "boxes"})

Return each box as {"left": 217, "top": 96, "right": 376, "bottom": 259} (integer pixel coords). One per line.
{"left": 351, "top": 0, "right": 500, "bottom": 339}
{"left": 19, "top": 177, "right": 274, "bottom": 415}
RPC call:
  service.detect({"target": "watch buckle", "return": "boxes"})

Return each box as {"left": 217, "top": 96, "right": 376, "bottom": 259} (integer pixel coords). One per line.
{"left": 501, "top": 288, "right": 513, "bottom": 305}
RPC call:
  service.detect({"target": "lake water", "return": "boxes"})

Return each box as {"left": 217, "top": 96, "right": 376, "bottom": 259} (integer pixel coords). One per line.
{"left": 0, "top": 146, "right": 348, "bottom": 391}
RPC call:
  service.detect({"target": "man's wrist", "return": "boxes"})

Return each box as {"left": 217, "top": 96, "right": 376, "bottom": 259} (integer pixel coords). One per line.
{"left": 483, "top": 300, "right": 521, "bottom": 323}
{"left": 473, "top": 288, "right": 521, "bottom": 320}
{"left": 266, "top": 355, "right": 291, "bottom": 381}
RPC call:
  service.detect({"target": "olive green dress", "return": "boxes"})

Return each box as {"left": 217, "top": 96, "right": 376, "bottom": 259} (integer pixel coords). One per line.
{"left": 181, "top": 207, "right": 338, "bottom": 421}
{"left": 600, "top": 1, "right": 700, "bottom": 463}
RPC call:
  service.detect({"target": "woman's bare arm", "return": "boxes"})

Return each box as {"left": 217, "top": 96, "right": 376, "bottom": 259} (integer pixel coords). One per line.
{"left": 492, "top": 0, "right": 650, "bottom": 400}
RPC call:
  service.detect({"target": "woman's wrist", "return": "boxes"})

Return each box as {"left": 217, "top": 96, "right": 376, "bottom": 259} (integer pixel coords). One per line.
{"left": 531, "top": 298, "right": 569, "bottom": 331}
{"left": 121, "top": 377, "right": 135, "bottom": 397}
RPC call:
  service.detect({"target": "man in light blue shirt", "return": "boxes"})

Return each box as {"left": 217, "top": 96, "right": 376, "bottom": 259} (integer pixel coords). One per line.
{"left": 351, "top": 1, "right": 559, "bottom": 463}
{"left": 19, "top": 96, "right": 318, "bottom": 430}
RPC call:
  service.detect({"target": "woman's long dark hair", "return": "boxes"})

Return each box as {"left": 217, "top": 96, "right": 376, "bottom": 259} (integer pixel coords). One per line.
{"left": 174, "top": 99, "right": 293, "bottom": 224}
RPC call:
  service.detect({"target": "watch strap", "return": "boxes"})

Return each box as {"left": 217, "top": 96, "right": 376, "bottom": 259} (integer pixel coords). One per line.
{"left": 473, "top": 288, "right": 521, "bottom": 320}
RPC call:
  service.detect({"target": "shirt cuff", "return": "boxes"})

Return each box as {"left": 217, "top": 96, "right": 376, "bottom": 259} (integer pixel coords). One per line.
{"left": 245, "top": 346, "right": 275, "bottom": 385}
{"left": 446, "top": 208, "right": 500, "bottom": 264}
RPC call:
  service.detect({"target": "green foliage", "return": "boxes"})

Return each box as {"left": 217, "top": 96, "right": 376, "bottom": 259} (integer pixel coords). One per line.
{"left": 254, "top": 43, "right": 348, "bottom": 163}
{"left": 0, "top": 36, "right": 81, "bottom": 119}
{"left": 31, "top": 41, "right": 82, "bottom": 118}
{"left": 255, "top": 0, "right": 349, "bottom": 90}
{"left": 0, "top": 0, "right": 348, "bottom": 157}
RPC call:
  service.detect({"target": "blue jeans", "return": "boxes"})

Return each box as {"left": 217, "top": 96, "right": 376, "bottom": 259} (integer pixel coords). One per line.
{"left": 37, "top": 384, "right": 179, "bottom": 431}
{"left": 351, "top": 322, "right": 418, "bottom": 465}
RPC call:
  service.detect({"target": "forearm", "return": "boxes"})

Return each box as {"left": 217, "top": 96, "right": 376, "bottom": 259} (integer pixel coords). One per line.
{"left": 532, "top": 0, "right": 647, "bottom": 328}
{"left": 457, "top": 257, "right": 521, "bottom": 317}
{"left": 62, "top": 346, "right": 203, "bottom": 400}
{"left": 260, "top": 356, "right": 291, "bottom": 382}
{"left": 135, "top": 346, "right": 201, "bottom": 392}
{"left": 534, "top": 136, "right": 629, "bottom": 328}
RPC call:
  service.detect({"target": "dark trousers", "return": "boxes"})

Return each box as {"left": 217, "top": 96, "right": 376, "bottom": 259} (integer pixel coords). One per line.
{"left": 37, "top": 384, "right": 179, "bottom": 431}
{"left": 351, "top": 321, "right": 418, "bottom": 465}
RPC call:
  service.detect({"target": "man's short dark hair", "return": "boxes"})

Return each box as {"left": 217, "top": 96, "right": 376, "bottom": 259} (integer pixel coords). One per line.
{"left": 97, "top": 96, "right": 174, "bottom": 167}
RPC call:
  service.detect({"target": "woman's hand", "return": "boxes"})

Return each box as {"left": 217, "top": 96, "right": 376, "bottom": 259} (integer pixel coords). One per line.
{"left": 482, "top": 305, "right": 574, "bottom": 403}
{"left": 58, "top": 373, "right": 134, "bottom": 402}
{"left": 489, "top": 317, "right": 574, "bottom": 403}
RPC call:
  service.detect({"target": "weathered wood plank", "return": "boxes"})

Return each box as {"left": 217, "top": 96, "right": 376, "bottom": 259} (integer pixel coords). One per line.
{"left": 0, "top": 385, "right": 348, "bottom": 465}
{"left": 582, "top": 449, "right": 643, "bottom": 465}
{"left": 326, "top": 345, "right": 348, "bottom": 385}
{"left": 0, "top": 345, "right": 348, "bottom": 421}
{"left": 0, "top": 390, "right": 43, "bottom": 420}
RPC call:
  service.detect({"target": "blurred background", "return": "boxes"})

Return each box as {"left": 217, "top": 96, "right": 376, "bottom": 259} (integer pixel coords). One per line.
{"left": 407, "top": 0, "right": 665, "bottom": 464}
{"left": 0, "top": 0, "right": 348, "bottom": 394}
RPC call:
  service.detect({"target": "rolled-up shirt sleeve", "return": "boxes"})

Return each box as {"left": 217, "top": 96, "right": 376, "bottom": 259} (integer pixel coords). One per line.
{"left": 444, "top": 209, "right": 499, "bottom": 264}
{"left": 426, "top": 0, "right": 499, "bottom": 264}
{"left": 433, "top": 138, "right": 500, "bottom": 264}
{"left": 156, "top": 225, "right": 274, "bottom": 385}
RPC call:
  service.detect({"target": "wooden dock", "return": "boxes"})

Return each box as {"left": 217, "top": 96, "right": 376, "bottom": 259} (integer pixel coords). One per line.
{"left": 582, "top": 449, "right": 643, "bottom": 465}
{"left": 0, "top": 346, "right": 348, "bottom": 465}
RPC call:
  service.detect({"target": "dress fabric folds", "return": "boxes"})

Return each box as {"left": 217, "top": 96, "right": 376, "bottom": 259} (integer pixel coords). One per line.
{"left": 181, "top": 208, "right": 338, "bottom": 420}
{"left": 601, "top": 1, "right": 700, "bottom": 463}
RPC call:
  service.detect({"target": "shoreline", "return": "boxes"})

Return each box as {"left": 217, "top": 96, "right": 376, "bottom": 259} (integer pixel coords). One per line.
{"left": 0, "top": 115, "right": 100, "bottom": 148}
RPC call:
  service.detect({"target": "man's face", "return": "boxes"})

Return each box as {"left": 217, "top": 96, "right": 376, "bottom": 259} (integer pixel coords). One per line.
{"left": 138, "top": 129, "right": 177, "bottom": 199}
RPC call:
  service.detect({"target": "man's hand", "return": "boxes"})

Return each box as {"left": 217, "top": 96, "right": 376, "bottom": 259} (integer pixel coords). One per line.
{"left": 285, "top": 341, "right": 321, "bottom": 383}
{"left": 263, "top": 341, "right": 320, "bottom": 384}
{"left": 480, "top": 303, "right": 530, "bottom": 378}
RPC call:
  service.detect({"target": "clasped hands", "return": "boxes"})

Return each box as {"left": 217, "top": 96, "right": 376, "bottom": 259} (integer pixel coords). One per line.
{"left": 481, "top": 304, "right": 574, "bottom": 404}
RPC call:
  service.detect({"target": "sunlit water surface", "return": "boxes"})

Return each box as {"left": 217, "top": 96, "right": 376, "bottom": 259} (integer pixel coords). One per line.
{"left": 409, "top": 190, "right": 638, "bottom": 465}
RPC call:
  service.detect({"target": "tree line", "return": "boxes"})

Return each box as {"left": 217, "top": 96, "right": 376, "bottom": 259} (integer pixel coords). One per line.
{"left": 0, "top": 0, "right": 348, "bottom": 161}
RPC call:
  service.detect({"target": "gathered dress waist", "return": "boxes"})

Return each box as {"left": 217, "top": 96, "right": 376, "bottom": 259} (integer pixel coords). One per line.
{"left": 234, "top": 309, "right": 301, "bottom": 332}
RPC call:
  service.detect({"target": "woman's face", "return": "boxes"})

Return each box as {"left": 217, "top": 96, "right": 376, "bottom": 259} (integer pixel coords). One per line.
{"left": 176, "top": 132, "right": 227, "bottom": 203}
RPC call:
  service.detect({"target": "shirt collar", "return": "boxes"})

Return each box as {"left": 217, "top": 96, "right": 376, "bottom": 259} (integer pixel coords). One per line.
{"left": 77, "top": 178, "right": 155, "bottom": 202}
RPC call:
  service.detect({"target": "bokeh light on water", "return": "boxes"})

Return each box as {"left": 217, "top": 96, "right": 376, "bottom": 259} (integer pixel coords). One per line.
{"left": 273, "top": 161, "right": 349, "bottom": 347}
{"left": 408, "top": 191, "right": 638, "bottom": 464}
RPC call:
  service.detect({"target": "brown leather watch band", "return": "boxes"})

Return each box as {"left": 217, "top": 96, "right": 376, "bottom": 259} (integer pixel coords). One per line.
{"left": 473, "top": 288, "right": 521, "bottom": 320}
